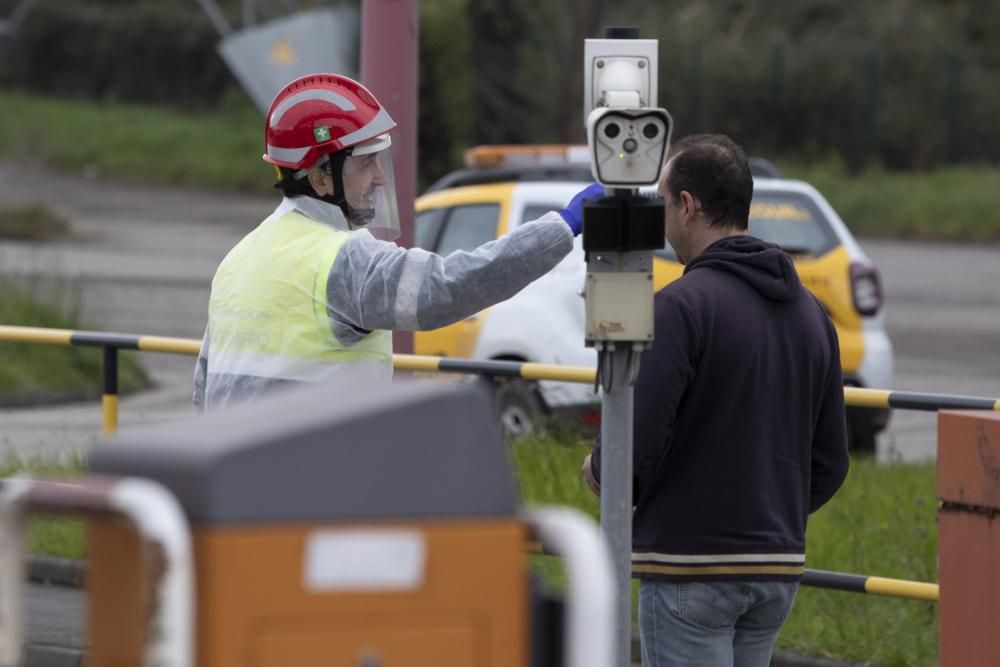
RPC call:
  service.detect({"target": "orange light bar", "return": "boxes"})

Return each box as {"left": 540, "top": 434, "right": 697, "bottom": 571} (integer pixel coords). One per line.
{"left": 464, "top": 144, "right": 590, "bottom": 168}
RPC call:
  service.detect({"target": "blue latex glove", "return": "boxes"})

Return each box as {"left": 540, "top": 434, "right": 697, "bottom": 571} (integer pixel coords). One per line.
{"left": 559, "top": 183, "right": 606, "bottom": 236}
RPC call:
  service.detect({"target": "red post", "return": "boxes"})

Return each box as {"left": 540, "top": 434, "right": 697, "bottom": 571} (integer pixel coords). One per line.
{"left": 361, "top": 0, "right": 418, "bottom": 354}
{"left": 937, "top": 410, "right": 1000, "bottom": 666}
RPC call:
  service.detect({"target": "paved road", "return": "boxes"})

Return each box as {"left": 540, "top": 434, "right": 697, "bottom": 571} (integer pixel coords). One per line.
{"left": 0, "top": 165, "right": 273, "bottom": 458}
{"left": 24, "top": 582, "right": 86, "bottom": 654}
{"left": 864, "top": 239, "right": 1000, "bottom": 461}
{"left": 0, "top": 164, "right": 998, "bottom": 461}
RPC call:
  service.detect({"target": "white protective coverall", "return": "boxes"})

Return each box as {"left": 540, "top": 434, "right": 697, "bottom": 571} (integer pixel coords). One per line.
{"left": 193, "top": 195, "right": 573, "bottom": 411}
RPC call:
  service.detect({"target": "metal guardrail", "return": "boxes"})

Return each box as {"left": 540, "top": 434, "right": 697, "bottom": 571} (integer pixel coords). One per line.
{"left": 802, "top": 568, "right": 939, "bottom": 603}
{"left": 526, "top": 542, "right": 939, "bottom": 603}
{"left": 0, "top": 326, "right": 201, "bottom": 434}
{"left": 2, "top": 325, "right": 999, "bottom": 435}
{"left": 0, "top": 323, "right": 977, "bottom": 605}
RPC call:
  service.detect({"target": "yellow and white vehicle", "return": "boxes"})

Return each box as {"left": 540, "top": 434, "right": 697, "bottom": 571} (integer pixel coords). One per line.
{"left": 414, "top": 147, "right": 893, "bottom": 451}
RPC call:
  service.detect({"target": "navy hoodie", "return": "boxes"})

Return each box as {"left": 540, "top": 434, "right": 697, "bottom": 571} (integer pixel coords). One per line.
{"left": 592, "top": 235, "right": 849, "bottom": 582}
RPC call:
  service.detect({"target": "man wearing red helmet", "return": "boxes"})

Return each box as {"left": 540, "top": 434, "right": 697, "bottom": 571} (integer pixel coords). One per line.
{"left": 193, "top": 73, "right": 602, "bottom": 410}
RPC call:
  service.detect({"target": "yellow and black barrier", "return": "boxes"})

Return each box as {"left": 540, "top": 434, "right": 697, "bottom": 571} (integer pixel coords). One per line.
{"left": 844, "top": 386, "right": 1000, "bottom": 413}
{"left": 393, "top": 354, "right": 598, "bottom": 384}
{"left": 1, "top": 325, "right": 999, "bottom": 435}
{"left": 525, "top": 542, "right": 939, "bottom": 603}
{"left": 801, "top": 568, "right": 939, "bottom": 603}
{"left": 0, "top": 325, "right": 961, "bottom": 607}
{"left": 0, "top": 326, "right": 200, "bottom": 435}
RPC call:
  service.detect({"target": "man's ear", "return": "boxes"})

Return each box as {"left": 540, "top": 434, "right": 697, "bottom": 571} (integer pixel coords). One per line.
{"left": 306, "top": 168, "right": 330, "bottom": 197}
{"left": 679, "top": 190, "right": 699, "bottom": 223}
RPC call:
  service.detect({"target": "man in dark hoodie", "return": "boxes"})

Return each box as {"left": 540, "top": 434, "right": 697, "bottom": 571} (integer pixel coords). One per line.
{"left": 582, "top": 134, "right": 849, "bottom": 667}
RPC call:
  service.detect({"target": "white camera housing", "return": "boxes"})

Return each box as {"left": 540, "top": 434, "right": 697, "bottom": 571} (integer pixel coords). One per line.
{"left": 587, "top": 107, "right": 672, "bottom": 186}
{"left": 584, "top": 37, "right": 671, "bottom": 187}
{"left": 583, "top": 38, "right": 659, "bottom": 119}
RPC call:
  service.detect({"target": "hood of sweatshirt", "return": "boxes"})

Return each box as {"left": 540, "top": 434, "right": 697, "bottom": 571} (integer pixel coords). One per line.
{"left": 683, "top": 234, "right": 801, "bottom": 302}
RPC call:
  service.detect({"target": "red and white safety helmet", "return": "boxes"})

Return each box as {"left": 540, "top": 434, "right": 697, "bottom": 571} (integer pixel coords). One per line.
{"left": 264, "top": 74, "right": 401, "bottom": 240}
{"left": 263, "top": 73, "right": 396, "bottom": 170}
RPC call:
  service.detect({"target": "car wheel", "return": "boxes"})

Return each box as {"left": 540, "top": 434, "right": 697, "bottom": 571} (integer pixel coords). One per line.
{"left": 489, "top": 379, "right": 547, "bottom": 440}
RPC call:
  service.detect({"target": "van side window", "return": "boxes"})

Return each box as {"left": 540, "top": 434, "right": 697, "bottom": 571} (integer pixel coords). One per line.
{"left": 434, "top": 204, "right": 501, "bottom": 256}
{"left": 414, "top": 208, "right": 445, "bottom": 251}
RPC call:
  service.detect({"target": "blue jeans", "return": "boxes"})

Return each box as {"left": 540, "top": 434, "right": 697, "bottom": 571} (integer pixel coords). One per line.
{"left": 638, "top": 580, "right": 799, "bottom": 667}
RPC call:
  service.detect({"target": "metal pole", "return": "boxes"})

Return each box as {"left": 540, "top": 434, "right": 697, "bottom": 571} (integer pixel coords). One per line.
{"left": 102, "top": 347, "right": 119, "bottom": 436}
{"left": 242, "top": 0, "right": 256, "bottom": 25}
{"left": 361, "top": 0, "right": 418, "bottom": 353}
{"left": 524, "top": 507, "right": 616, "bottom": 667}
{"left": 194, "top": 0, "right": 233, "bottom": 37}
{"left": 599, "top": 345, "right": 635, "bottom": 667}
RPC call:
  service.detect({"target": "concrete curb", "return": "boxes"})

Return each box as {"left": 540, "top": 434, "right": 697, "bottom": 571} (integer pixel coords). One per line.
{"left": 629, "top": 634, "right": 864, "bottom": 667}
{"left": 23, "top": 645, "right": 84, "bottom": 667}
{"left": 21, "top": 643, "right": 868, "bottom": 667}
{"left": 27, "top": 556, "right": 86, "bottom": 589}
{"left": 771, "top": 650, "right": 869, "bottom": 667}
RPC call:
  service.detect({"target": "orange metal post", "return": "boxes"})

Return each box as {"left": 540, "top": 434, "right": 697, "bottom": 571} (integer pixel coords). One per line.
{"left": 937, "top": 410, "right": 1000, "bottom": 667}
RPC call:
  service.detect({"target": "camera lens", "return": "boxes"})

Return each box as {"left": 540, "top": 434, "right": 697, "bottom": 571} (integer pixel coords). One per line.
{"left": 604, "top": 122, "right": 621, "bottom": 139}
{"left": 623, "top": 137, "right": 639, "bottom": 154}
{"left": 643, "top": 123, "right": 660, "bottom": 139}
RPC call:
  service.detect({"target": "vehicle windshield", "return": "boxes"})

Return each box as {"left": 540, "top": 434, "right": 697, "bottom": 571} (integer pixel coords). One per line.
{"left": 655, "top": 189, "right": 838, "bottom": 261}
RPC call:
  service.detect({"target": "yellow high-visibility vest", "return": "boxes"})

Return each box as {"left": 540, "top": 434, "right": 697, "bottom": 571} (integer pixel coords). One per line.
{"left": 208, "top": 209, "right": 392, "bottom": 383}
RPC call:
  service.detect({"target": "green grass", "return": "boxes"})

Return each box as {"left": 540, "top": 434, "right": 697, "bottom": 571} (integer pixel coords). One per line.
{"left": 0, "top": 202, "right": 71, "bottom": 240}
{"left": 0, "top": 279, "right": 148, "bottom": 402}
{"left": 0, "top": 91, "right": 999, "bottom": 242}
{"left": 780, "top": 459, "right": 937, "bottom": 665}
{"left": 510, "top": 435, "right": 938, "bottom": 666}
{"left": 7, "top": 435, "right": 938, "bottom": 663}
{"left": 0, "top": 90, "right": 270, "bottom": 193}
{"left": 783, "top": 160, "right": 1000, "bottom": 242}
{"left": 0, "top": 455, "right": 87, "bottom": 560}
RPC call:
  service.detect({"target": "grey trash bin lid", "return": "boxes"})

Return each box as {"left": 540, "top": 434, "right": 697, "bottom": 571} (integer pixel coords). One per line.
{"left": 90, "top": 379, "right": 517, "bottom": 525}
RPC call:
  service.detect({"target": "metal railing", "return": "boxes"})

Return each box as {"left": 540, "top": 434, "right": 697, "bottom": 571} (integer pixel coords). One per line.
{"left": 1, "top": 323, "right": 994, "bottom": 604}
{"left": 801, "top": 568, "right": 938, "bottom": 603}
{"left": 526, "top": 543, "right": 939, "bottom": 603}
{"left": 1, "top": 325, "right": 998, "bottom": 435}
{"left": 0, "top": 326, "right": 200, "bottom": 435}
{"left": 0, "top": 476, "right": 194, "bottom": 667}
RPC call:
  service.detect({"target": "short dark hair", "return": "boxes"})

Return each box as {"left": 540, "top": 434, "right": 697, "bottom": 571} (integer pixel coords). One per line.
{"left": 274, "top": 166, "right": 316, "bottom": 197}
{"left": 665, "top": 134, "right": 753, "bottom": 230}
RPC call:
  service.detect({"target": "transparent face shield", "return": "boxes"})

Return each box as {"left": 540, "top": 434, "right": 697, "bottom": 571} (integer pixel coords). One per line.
{"left": 341, "top": 135, "right": 401, "bottom": 241}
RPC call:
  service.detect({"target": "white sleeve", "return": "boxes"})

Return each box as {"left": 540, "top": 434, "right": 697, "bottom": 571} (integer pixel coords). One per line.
{"left": 192, "top": 325, "right": 209, "bottom": 411}
{"left": 325, "top": 211, "right": 573, "bottom": 336}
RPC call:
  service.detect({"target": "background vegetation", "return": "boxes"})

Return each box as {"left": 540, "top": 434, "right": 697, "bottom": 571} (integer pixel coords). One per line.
{"left": 3, "top": 0, "right": 1000, "bottom": 184}
{"left": 0, "top": 201, "right": 70, "bottom": 240}
{"left": 512, "top": 435, "right": 938, "bottom": 666}
{"left": 2, "top": 90, "right": 999, "bottom": 241}
{"left": 0, "top": 4, "right": 967, "bottom": 663}
{"left": 0, "top": 455, "right": 85, "bottom": 561}
{"left": 13, "top": 435, "right": 938, "bottom": 665}
{"left": 0, "top": 278, "right": 148, "bottom": 403}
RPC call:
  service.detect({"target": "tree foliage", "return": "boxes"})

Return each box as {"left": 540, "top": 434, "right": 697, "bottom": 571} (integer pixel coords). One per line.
{"left": 2, "top": 0, "right": 1000, "bottom": 182}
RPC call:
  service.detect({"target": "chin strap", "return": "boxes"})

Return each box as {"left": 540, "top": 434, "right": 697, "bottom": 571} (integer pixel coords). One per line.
{"left": 346, "top": 206, "right": 376, "bottom": 226}
{"left": 319, "top": 150, "right": 352, "bottom": 225}
{"left": 322, "top": 153, "right": 376, "bottom": 229}
{"left": 281, "top": 151, "right": 369, "bottom": 229}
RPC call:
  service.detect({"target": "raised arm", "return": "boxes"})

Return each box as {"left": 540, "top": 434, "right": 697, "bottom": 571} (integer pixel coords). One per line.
{"left": 325, "top": 212, "right": 574, "bottom": 338}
